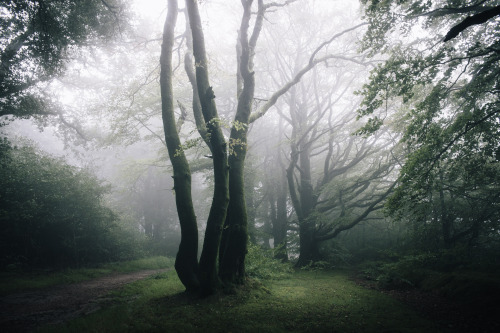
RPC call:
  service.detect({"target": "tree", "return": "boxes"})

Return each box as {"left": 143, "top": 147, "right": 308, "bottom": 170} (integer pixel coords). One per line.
{"left": 160, "top": 0, "right": 370, "bottom": 294}
{"left": 358, "top": 0, "right": 500, "bottom": 250}
{"left": 0, "top": 0, "right": 127, "bottom": 119}
{"left": 241, "top": 5, "right": 399, "bottom": 265}
{"left": 284, "top": 81, "right": 398, "bottom": 265}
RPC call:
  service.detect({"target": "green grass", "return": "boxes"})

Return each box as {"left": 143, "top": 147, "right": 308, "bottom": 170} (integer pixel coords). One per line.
{"left": 0, "top": 256, "right": 173, "bottom": 296}
{"left": 39, "top": 269, "right": 446, "bottom": 333}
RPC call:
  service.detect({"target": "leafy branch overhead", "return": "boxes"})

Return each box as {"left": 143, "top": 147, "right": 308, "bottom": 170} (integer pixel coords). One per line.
{"left": 0, "top": 0, "right": 128, "bottom": 119}
{"left": 358, "top": 0, "right": 500, "bottom": 249}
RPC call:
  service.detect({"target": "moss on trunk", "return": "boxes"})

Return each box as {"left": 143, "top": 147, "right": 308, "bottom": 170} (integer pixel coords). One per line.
{"left": 160, "top": 0, "right": 199, "bottom": 292}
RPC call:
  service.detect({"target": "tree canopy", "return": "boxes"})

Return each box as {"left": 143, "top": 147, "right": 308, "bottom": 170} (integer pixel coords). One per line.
{"left": 0, "top": 0, "right": 127, "bottom": 119}
{"left": 358, "top": 0, "right": 500, "bottom": 248}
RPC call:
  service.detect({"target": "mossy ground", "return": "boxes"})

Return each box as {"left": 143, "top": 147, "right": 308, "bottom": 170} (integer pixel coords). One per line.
{"left": 38, "top": 269, "right": 445, "bottom": 333}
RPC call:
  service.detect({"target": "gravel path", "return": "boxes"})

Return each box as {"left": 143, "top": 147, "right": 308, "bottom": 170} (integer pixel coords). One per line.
{"left": 0, "top": 269, "right": 168, "bottom": 332}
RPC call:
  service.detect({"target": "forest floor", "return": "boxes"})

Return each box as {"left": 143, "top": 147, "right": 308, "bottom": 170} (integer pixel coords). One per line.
{"left": 0, "top": 268, "right": 168, "bottom": 332}
{"left": 1, "top": 267, "right": 497, "bottom": 332}
{"left": 350, "top": 273, "right": 499, "bottom": 333}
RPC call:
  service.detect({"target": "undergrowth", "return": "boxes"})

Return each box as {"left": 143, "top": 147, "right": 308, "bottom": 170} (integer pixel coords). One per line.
{"left": 245, "top": 243, "right": 293, "bottom": 280}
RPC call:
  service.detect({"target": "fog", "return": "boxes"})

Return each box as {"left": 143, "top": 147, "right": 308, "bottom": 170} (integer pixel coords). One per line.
{"left": 1, "top": 0, "right": 499, "bottom": 331}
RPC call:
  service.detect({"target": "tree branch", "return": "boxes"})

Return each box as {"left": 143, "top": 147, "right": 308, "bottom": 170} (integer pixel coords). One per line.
{"left": 248, "top": 23, "right": 368, "bottom": 123}
{"left": 444, "top": 5, "right": 500, "bottom": 41}
{"left": 315, "top": 180, "right": 397, "bottom": 242}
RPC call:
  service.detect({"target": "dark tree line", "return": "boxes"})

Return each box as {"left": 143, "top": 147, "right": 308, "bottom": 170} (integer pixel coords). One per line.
{"left": 0, "top": 139, "right": 139, "bottom": 268}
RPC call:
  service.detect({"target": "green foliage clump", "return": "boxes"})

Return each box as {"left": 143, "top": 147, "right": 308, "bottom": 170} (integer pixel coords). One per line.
{"left": 358, "top": 0, "right": 500, "bottom": 254}
{"left": 374, "top": 253, "right": 438, "bottom": 289}
{"left": 421, "top": 271, "right": 500, "bottom": 308}
{"left": 0, "top": 139, "right": 141, "bottom": 269}
{"left": 319, "top": 240, "right": 353, "bottom": 267}
{"left": 360, "top": 246, "right": 500, "bottom": 289}
{"left": 299, "top": 260, "right": 333, "bottom": 271}
{"left": 0, "top": 0, "right": 128, "bottom": 118}
{"left": 245, "top": 243, "right": 292, "bottom": 280}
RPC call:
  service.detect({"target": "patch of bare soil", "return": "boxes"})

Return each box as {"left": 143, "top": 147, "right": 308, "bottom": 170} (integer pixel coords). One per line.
{"left": 0, "top": 269, "right": 168, "bottom": 332}
{"left": 351, "top": 275, "right": 500, "bottom": 333}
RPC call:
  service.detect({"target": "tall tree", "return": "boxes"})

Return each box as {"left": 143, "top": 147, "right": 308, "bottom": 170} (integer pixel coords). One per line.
{"left": 284, "top": 82, "right": 398, "bottom": 265}
{"left": 185, "top": 0, "right": 230, "bottom": 294}
{"left": 162, "top": 0, "right": 370, "bottom": 293}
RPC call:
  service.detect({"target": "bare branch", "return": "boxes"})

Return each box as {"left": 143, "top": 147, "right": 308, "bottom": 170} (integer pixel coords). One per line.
{"left": 315, "top": 180, "right": 397, "bottom": 242}
{"left": 57, "top": 112, "right": 89, "bottom": 142}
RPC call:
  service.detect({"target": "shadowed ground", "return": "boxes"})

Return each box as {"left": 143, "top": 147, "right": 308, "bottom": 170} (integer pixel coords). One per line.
{"left": 0, "top": 269, "right": 168, "bottom": 332}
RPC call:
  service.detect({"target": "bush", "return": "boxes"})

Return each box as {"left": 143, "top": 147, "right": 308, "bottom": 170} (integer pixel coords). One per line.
{"left": 361, "top": 252, "right": 438, "bottom": 289}
{"left": 318, "top": 240, "right": 353, "bottom": 267}
{"left": 245, "top": 243, "right": 292, "bottom": 280}
{"left": 0, "top": 139, "right": 142, "bottom": 269}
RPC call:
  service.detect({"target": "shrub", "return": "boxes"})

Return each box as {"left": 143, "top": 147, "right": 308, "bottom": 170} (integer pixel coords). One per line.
{"left": 245, "top": 243, "right": 292, "bottom": 280}
{"left": 0, "top": 139, "right": 141, "bottom": 269}
{"left": 372, "top": 253, "right": 438, "bottom": 289}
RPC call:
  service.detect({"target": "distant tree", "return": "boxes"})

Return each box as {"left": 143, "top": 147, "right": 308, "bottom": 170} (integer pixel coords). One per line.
{"left": 263, "top": 133, "right": 290, "bottom": 261}
{"left": 358, "top": 0, "right": 500, "bottom": 249}
{"left": 0, "top": 0, "right": 127, "bottom": 120}
{"left": 112, "top": 164, "right": 181, "bottom": 257}
{"left": 284, "top": 82, "right": 398, "bottom": 266}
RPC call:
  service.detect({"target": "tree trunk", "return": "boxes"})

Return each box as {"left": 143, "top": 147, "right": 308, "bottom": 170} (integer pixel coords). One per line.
{"left": 439, "top": 172, "right": 452, "bottom": 248}
{"left": 245, "top": 155, "right": 257, "bottom": 244}
{"left": 218, "top": 0, "right": 263, "bottom": 285}
{"left": 273, "top": 170, "right": 288, "bottom": 261}
{"left": 186, "top": 0, "right": 229, "bottom": 295}
{"left": 160, "top": 0, "right": 199, "bottom": 292}
{"left": 219, "top": 146, "right": 249, "bottom": 283}
{"left": 296, "top": 226, "right": 320, "bottom": 266}
{"left": 292, "top": 98, "right": 317, "bottom": 266}
{"left": 218, "top": 85, "right": 253, "bottom": 283}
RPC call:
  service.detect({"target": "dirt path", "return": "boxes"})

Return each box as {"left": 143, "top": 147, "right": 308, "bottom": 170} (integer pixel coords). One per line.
{"left": 0, "top": 269, "right": 168, "bottom": 332}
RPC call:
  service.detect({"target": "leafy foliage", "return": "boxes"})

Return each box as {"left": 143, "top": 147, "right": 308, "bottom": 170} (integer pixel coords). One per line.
{"left": 0, "top": 139, "right": 140, "bottom": 268}
{"left": 0, "top": 0, "right": 127, "bottom": 118}
{"left": 358, "top": 0, "right": 500, "bottom": 250}
{"left": 245, "top": 243, "right": 292, "bottom": 280}
{"left": 374, "top": 253, "right": 439, "bottom": 289}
